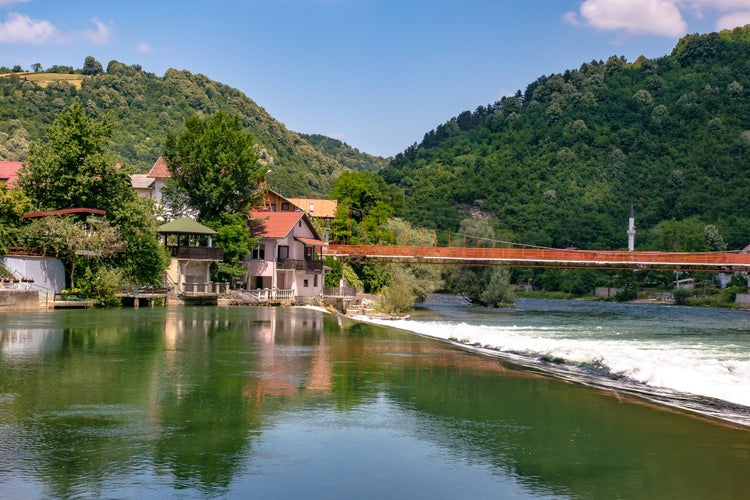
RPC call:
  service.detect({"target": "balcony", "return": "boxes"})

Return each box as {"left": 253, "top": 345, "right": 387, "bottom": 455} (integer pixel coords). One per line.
{"left": 276, "top": 259, "right": 323, "bottom": 271}
{"left": 167, "top": 245, "right": 224, "bottom": 261}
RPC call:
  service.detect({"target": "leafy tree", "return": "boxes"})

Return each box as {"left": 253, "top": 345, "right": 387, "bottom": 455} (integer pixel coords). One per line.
{"left": 18, "top": 215, "right": 124, "bottom": 289}
{"left": 323, "top": 256, "right": 343, "bottom": 287}
{"left": 19, "top": 102, "right": 132, "bottom": 213}
{"left": 0, "top": 185, "right": 32, "bottom": 227}
{"left": 329, "top": 170, "right": 403, "bottom": 222}
{"left": 18, "top": 102, "right": 168, "bottom": 290}
{"left": 649, "top": 217, "right": 716, "bottom": 252}
{"left": 163, "top": 111, "right": 265, "bottom": 221}
{"left": 204, "top": 212, "right": 256, "bottom": 282}
{"left": 82, "top": 56, "right": 103, "bottom": 75}
{"left": 444, "top": 218, "right": 515, "bottom": 306}
{"left": 0, "top": 186, "right": 33, "bottom": 254}
{"left": 378, "top": 265, "right": 417, "bottom": 314}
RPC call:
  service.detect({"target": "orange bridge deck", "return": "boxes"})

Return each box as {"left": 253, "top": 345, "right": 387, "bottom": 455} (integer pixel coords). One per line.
{"left": 323, "top": 244, "right": 750, "bottom": 271}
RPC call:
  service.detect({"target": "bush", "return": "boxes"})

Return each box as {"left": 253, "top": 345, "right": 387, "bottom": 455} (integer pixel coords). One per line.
{"left": 614, "top": 287, "right": 638, "bottom": 301}
{"left": 672, "top": 288, "right": 693, "bottom": 305}
{"left": 79, "top": 266, "right": 125, "bottom": 307}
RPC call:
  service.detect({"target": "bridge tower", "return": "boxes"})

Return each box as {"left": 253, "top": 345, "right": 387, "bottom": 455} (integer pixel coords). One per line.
{"left": 627, "top": 204, "right": 636, "bottom": 252}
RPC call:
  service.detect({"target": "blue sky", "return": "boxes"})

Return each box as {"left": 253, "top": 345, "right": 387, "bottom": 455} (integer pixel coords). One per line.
{"left": 2, "top": 1, "right": 750, "bottom": 158}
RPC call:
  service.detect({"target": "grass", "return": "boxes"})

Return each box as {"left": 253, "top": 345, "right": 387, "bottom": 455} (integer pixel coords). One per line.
{"left": 0, "top": 72, "right": 85, "bottom": 89}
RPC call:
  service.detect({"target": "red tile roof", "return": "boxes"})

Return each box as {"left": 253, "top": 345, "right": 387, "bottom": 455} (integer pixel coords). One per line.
{"left": 0, "top": 161, "right": 23, "bottom": 188}
{"left": 147, "top": 156, "right": 170, "bottom": 178}
{"left": 250, "top": 210, "right": 306, "bottom": 239}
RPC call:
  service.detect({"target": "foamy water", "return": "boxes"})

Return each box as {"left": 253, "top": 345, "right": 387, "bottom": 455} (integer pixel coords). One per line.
{"left": 353, "top": 297, "right": 750, "bottom": 423}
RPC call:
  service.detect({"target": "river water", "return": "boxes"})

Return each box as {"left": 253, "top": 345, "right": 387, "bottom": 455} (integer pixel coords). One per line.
{"left": 1, "top": 299, "right": 750, "bottom": 499}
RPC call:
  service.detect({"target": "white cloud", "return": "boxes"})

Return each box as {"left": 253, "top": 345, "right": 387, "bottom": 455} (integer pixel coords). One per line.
{"left": 716, "top": 10, "right": 750, "bottom": 29}
{"left": 136, "top": 42, "right": 152, "bottom": 53}
{"left": 580, "top": 0, "right": 687, "bottom": 36}
{"left": 562, "top": 11, "right": 581, "bottom": 27}
{"left": 684, "top": 0, "right": 750, "bottom": 10}
{"left": 576, "top": 0, "right": 750, "bottom": 37}
{"left": 0, "top": 0, "right": 30, "bottom": 7}
{"left": 0, "top": 12, "right": 56, "bottom": 44}
{"left": 83, "top": 17, "right": 111, "bottom": 44}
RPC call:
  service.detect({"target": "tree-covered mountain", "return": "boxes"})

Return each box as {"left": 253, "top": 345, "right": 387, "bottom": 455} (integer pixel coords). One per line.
{"left": 381, "top": 27, "right": 750, "bottom": 251}
{"left": 0, "top": 59, "right": 385, "bottom": 197}
{"left": 300, "top": 133, "right": 390, "bottom": 172}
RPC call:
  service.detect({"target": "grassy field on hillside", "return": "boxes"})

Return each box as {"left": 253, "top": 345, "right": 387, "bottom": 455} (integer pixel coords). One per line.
{"left": 0, "top": 72, "right": 85, "bottom": 89}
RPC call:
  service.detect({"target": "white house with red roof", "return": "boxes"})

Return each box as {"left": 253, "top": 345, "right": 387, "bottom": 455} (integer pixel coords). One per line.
{"left": 245, "top": 209, "right": 325, "bottom": 298}
{"left": 130, "top": 156, "right": 169, "bottom": 205}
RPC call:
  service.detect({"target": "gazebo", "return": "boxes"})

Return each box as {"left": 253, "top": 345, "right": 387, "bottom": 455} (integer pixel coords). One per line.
{"left": 157, "top": 217, "right": 224, "bottom": 296}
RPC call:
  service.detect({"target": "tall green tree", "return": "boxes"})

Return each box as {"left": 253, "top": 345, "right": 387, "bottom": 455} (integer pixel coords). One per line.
{"left": 329, "top": 170, "right": 403, "bottom": 222}
{"left": 18, "top": 102, "right": 168, "bottom": 289}
{"left": 19, "top": 102, "right": 132, "bottom": 213}
{"left": 163, "top": 111, "right": 265, "bottom": 221}
{"left": 163, "top": 111, "right": 265, "bottom": 281}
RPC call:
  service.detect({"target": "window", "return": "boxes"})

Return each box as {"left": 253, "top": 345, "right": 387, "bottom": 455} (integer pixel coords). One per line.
{"left": 305, "top": 246, "right": 314, "bottom": 261}
{"left": 278, "top": 245, "right": 289, "bottom": 260}
{"left": 251, "top": 244, "right": 265, "bottom": 260}
{"left": 281, "top": 202, "right": 290, "bottom": 211}
{"left": 314, "top": 274, "right": 318, "bottom": 287}
{"left": 303, "top": 279, "right": 309, "bottom": 288}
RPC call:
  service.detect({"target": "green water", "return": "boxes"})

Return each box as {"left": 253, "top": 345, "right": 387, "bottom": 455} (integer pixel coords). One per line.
{"left": 1, "top": 306, "right": 750, "bottom": 499}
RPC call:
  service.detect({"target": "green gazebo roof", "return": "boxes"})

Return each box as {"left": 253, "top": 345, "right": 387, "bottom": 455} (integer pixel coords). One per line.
{"left": 156, "top": 217, "right": 217, "bottom": 235}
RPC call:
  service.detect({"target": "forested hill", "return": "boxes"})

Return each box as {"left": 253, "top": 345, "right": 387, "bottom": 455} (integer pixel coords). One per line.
{"left": 300, "top": 133, "right": 389, "bottom": 172}
{"left": 0, "top": 59, "right": 385, "bottom": 197}
{"left": 381, "top": 27, "right": 750, "bottom": 251}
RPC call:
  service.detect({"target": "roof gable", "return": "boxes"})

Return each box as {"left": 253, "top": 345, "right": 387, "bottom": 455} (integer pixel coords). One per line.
{"left": 250, "top": 210, "right": 320, "bottom": 240}
{"left": 157, "top": 217, "right": 217, "bottom": 235}
{"left": 147, "top": 157, "right": 170, "bottom": 178}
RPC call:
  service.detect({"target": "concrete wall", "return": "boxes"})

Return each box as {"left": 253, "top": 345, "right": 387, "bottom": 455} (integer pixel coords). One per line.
{"left": 0, "top": 289, "right": 40, "bottom": 311}
{"left": 2, "top": 256, "right": 65, "bottom": 298}
{"left": 736, "top": 293, "right": 750, "bottom": 306}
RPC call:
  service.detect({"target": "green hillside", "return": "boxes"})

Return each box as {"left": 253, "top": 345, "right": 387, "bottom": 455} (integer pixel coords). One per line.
{"left": 300, "top": 133, "right": 390, "bottom": 172}
{"left": 0, "top": 60, "right": 385, "bottom": 197}
{"left": 381, "top": 27, "right": 750, "bottom": 250}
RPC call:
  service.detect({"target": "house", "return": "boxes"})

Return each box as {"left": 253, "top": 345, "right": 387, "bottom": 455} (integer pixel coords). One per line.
{"left": 130, "top": 156, "right": 169, "bottom": 204}
{"left": 262, "top": 189, "right": 298, "bottom": 213}
{"left": 287, "top": 197, "right": 338, "bottom": 221}
{"left": 0, "top": 161, "right": 22, "bottom": 188}
{"left": 145, "top": 156, "right": 170, "bottom": 205}
{"left": 244, "top": 209, "right": 325, "bottom": 298}
{"left": 156, "top": 217, "right": 224, "bottom": 296}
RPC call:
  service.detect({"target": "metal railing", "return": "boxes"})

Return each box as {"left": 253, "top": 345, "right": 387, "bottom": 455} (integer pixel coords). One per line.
{"left": 276, "top": 259, "right": 323, "bottom": 271}
{"left": 166, "top": 246, "right": 224, "bottom": 261}
{"left": 324, "top": 244, "right": 750, "bottom": 271}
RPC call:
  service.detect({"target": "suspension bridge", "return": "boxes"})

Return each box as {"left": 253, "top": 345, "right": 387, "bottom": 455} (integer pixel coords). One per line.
{"left": 323, "top": 243, "right": 750, "bottom": 272}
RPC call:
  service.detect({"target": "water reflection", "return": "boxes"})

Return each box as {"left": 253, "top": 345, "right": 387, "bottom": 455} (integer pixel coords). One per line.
{"left": 1, "top": 306, "right": 750, "bottom": 499}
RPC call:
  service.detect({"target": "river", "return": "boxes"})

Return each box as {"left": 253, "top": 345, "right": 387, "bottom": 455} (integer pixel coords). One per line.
{"left": 1, "top": 299, "right": 750, "bottom": 498}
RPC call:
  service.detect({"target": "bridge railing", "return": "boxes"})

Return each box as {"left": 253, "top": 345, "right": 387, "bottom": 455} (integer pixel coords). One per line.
{"left": 323, "top": 244, "right": 750, "bottom": 269}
